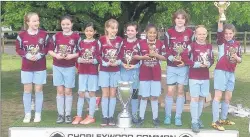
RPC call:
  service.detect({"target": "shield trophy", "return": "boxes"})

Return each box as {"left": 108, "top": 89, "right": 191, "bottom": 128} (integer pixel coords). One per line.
{"left": 117, "top": 81, "right": 133, "bottom": 128}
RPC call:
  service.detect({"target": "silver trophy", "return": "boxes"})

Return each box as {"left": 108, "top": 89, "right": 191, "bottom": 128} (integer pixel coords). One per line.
{"left": 214, "top": 1, "right": 230, "bottom": 22}
{"left": 117, "top": 81, "right": 133, "bottom": 128}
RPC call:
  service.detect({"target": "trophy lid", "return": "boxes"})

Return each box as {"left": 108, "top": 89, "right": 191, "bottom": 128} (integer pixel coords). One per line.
{"left": 118, "top": 81, "right": 133, "bottom": 85}
{"left": 120, "top": 87, "right": 130, "bottom": 91}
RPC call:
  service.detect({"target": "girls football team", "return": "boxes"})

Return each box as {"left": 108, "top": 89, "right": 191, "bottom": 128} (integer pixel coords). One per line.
{"left": 16, "top": 7, "right": 242, "bottom": 133}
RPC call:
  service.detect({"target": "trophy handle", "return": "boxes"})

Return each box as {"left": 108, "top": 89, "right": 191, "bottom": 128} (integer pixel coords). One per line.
{"left": 214, "top": 2, "right": 219, "bottom": 7}
{"left": 225, "top": 2, "right": 230, "bottom": 10}
{"left": 117, "top": 91, "right": 125, "bottom": 106}
{"left": 117, "top": 91, "right": 132, "bottom": 109}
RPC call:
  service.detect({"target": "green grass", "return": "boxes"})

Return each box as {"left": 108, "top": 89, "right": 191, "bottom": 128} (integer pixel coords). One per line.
{"left": 2, "top": 53, "right": 250, "bottom": 137}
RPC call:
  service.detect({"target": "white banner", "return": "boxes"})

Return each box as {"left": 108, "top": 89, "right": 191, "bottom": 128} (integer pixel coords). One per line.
{"left": 9, "top": 127, "right": 239, "bottom": 137}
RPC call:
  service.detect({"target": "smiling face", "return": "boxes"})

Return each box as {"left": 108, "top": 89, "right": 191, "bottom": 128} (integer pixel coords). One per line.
{"left": 224, "top": 29, "right": 235, "bottom": 41}
{"left": 175, "top": 14, "right": 186, "bottom": 27}
{"left": 27, "top": 14, "right": 40, "bottom": 31}
{"left": 126, "top": 25, "right": 138, "bottom": 39}
{"left": 106, "top": 23, "right": 118, "bottom": 38}
{"left": 195, "top": 27, "right": 208, "bottom": 43}
{"left": 61, "top": 19, "right": 73, "bottom": 33}
{"left": 84, "top": 26, "right": 96, "bottom": 40}
{"left": 146, "top": 27, "right": 157, "bottom": 41}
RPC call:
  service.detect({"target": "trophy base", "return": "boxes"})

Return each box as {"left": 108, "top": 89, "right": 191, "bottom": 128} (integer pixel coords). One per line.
{"left": 117, "top": 116, "right": 132, "bottom": 128}
{"left": 117, "top": 109, "right": 132, "bottom": 128}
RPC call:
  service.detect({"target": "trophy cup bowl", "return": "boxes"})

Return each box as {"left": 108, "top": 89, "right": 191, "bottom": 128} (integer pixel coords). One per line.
{"left": 229, "top": 47, "right": 237, "bottom": 63}
{"left": 30, "top": 47, "right": 39, "bottom": 55}
{"left": 59, "top": 45, "right": 67, "bottom": 57}
{"left": 214, "top": 1, "right": 230, "bottom": 22}
{"left": 117, "top": 81, "right": 133, "bottom": 128}
{"left": 174, "top": 43, "right": 185, "bottom": 61}
{"left": 148, "top": 44, "right": 156, "bottom": 58}
{"left": 125, "top": 51, "right": 133, "bottom": 67}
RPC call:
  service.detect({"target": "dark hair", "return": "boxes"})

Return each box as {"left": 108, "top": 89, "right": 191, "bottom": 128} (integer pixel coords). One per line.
{"left": 60, "top": 15, "right": 73, "bottom": 23}
{"left": 223, "top": 24, "right": 237, "bottom": 33}
{"left": 172, "top": 9, "right": 190, "bottom": 26}
{"left": 145, "top": 24, "right": 158, "bottom": 32}
{"left": 83, "top": 22, "right": 97, "bottom": 31}
{"left": 125, "top": 22, "right": 139, "bottom": 31}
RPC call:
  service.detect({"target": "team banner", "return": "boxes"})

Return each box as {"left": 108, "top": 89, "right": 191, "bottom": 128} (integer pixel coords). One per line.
{"left": 9, "top": 127, "right": 239, "bottom": 137}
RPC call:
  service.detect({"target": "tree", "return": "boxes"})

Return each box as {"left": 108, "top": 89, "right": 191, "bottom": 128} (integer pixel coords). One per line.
{"left": 2, "top": 1, "right": 250, "bottom": 36}
{"left": 1, "top": 1, "right": 166, "bottom": 36}
{"left": 151, "top": 2, "right": 250, "bottom": 31}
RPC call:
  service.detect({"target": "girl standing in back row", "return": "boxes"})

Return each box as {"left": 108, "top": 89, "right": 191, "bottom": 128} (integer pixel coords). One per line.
{"left": 48, "top": 15, "right": 81, "bottom": 124}
{"left": 134, "top": 24, "right": 166, "bottom": 127}
{"left": 120, "top": 22, "right": 140, "bottom": 124}
{"left": 72, "top": 22, "right": 99, "bottom": 125}
{"left": 212, "top": 8, "right": 242, "bottom": 131}
{"left": 164, "top": 9, "right": 194, "bottom": 126}
{"left": 97, "top": 19, "right": 123, "bottom": 126}
{"left": 16, "top": 12, "right": 50, "bottom": 123}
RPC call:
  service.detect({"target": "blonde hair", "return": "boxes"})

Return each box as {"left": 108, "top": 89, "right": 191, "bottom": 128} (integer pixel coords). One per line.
{"left": 195, "top": 25, "right": 208, "bottom": 42}
{"left": 104, "top": 18, "right": 119, "bottom": 35}
{"left": 24, "top": 12, "right": 39, "bottom": 30}
{"left": 195, "top": 25, "right": 207, "bottom": 33}
{"left": 104, "top": 18, "right": 119, "bottom": 45}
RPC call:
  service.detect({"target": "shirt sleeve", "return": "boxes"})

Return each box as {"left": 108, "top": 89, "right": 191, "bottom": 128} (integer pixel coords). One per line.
{"left": 39, "top": 33, "right": 50, "bottom": 57}
{"left": 48, "top": 34, "right": 56, "bottom": 52}
{"left": 217, "top": 31, "right": 224, "bottom": 45}
{"left": 15, "top": 34, "right": 26, "bottom": 57}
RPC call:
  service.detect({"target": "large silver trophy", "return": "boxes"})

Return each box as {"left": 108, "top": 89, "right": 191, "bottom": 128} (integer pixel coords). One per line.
{"left": 117, "top": 81, "right": 133, "bottom": 128}
{"left": 214, "top": 1, "right": 230, "bottom": 22}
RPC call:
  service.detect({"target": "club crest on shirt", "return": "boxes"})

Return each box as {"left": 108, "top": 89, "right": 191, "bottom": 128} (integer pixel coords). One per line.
{"left": 38, "top": 38, "right": 44, "bottom": 44}
{"left": 69, "top": 39, "right": 75, "bottom": 45}
{"left": 183, "top": 36, "right": 189, "bottom": 42}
